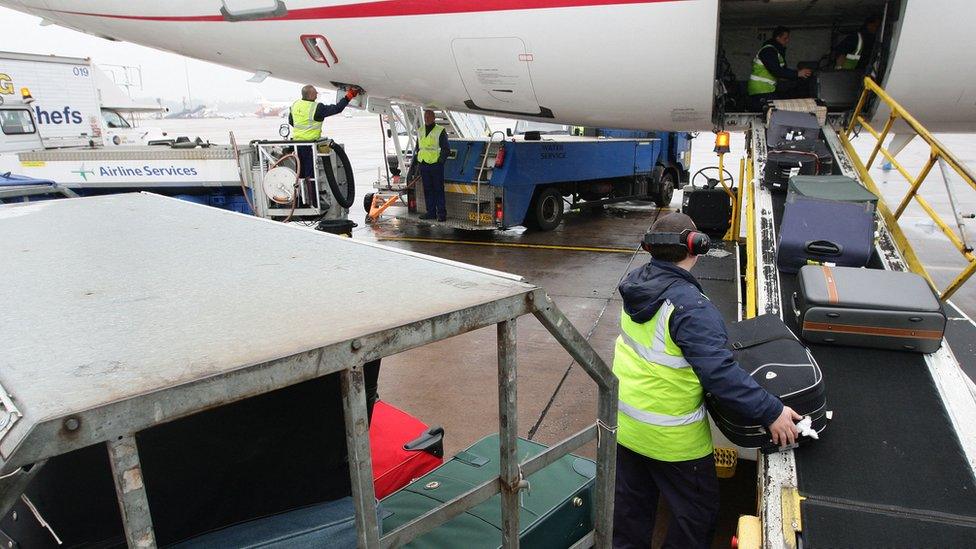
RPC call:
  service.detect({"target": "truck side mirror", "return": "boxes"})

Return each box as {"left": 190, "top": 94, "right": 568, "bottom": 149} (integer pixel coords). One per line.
{"left": 506, "top": 128, "right": 513, "bottom": 137}
{"left": 279, "top": 124, "right": 290, "bottom": 138}
{"left": 387, "top": 129, "right": 392, "bottom": 138}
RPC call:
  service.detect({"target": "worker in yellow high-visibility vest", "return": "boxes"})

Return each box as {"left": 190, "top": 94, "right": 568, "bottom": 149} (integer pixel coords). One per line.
{"left": 834, "top": 15, "right": 881, "bottom": 71}
{"left": 747, "top": 27, "right": 813, "bottom": 111}
{"left": 288, "top": 84, "right": 359, "bottom": 186}
{"left": 612, "top": 213, "right": 801, "bottom": 548}
{"left": 414, "top": 109, "right": 451, "bottom": 222}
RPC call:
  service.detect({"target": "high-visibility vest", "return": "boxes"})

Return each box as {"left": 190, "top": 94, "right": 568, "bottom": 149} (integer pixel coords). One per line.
{"left": 840, "top": 32, "right": 863, "bottom": 70}
{"left": 612, "top": 300, "right": 713, "bottom": 462}
{"left": 747, "top": 44, "right": 785, "bottom": 96}
{"left": 290, "top": 99, "right": 322, "bottom": 141}
{"left": 417, "top": 124, "right": 444, "bottom": 164}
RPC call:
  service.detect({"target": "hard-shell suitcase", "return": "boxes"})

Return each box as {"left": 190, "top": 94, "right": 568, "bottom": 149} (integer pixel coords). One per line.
{"left": 766, "top": 110, "right": 821, "bottom": 152}
{"left": 370, "top": 400, "right": 445, "bottom": 499}
{"left": 682, "top": 186, "right": 732, "bottom": 233}
{"left": 787, "top": 175, "right": 879, "bottom": 209}
{"left": 707, "top": 314, "right": 827, "bottom": 452}
{"left": 381, "top": 434, "right": 595, "bottom": 548}
{"left": 793, "top": 265, "right": 946, "bottom": 353}
{"left": 777, "top": 196, "right": 874, "bottom": 273}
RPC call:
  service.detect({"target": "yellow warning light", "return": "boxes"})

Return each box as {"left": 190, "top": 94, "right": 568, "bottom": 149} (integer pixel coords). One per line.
{"left": 714, "top": 131, "right": 731, "bottom": 154}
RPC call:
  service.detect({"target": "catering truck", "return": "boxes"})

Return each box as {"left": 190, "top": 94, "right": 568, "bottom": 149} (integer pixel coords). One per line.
{"left": 0, "top": 50, "right": 165, "bottom": 148}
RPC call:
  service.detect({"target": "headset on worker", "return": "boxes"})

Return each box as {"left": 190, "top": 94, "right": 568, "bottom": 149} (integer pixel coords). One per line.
{"left": 641, "top": 229, "right": 711, "bottom": 256}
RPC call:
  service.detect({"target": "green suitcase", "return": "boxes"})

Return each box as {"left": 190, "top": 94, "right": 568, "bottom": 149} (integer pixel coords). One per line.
{"left": 787, "top": 175, "right": 879, "bottom": 208}
{"left": 380, "top": 434, "right": 596, "bottom": 548}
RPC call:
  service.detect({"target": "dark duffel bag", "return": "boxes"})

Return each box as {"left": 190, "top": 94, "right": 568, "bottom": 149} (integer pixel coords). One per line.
{"left": 793, "top": 265, "right": 946, "bottom": 353}
{"left": 381, "top": 434, "right": 595, "bottom": 548}
{"left": 777, "top": 196, "right": 874, "bottom": 273}
{"left": 707, "top": 314, "right": 827, "bottom": 453}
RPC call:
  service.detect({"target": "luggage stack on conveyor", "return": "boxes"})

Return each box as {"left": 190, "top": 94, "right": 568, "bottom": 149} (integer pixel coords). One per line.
{"left": 739, "top": 111, "right": 976, "bottom": 547}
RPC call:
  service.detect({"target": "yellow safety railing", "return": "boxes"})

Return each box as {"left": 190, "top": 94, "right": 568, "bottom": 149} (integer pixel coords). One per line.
{"left": 840, "top": 77, "right": 976, "bottom": 301}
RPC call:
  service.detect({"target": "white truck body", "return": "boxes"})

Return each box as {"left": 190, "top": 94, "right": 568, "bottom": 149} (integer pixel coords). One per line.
{"left": 0, "top": 51, "right": 164, "bottom": 149}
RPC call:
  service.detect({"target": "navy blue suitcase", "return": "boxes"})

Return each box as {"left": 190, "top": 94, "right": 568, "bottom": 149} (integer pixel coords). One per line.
{"left": 777, "top": 196, "right": 874, "bottom": 273}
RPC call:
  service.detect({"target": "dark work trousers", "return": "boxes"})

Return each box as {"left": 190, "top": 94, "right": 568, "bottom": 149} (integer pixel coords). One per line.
{"left": 420, "top": 162, "right": 447, "bottom": 219}
{"left": 613, "top": 444, "right": 719, "bottom": 549}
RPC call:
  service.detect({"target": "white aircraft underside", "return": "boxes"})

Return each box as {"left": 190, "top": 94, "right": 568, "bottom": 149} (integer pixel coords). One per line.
{"left": 2, "top": 0, "right": 974, "bottom": 132}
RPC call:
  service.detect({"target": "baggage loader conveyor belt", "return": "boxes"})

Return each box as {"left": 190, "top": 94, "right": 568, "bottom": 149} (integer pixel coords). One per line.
{"left": 768, "top": 192, "right": 976, "bottom": 547}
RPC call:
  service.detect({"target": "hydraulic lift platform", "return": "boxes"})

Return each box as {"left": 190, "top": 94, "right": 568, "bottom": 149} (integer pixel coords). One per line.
{"left": 0, "top": 193, "right": 617, "bottom": 548}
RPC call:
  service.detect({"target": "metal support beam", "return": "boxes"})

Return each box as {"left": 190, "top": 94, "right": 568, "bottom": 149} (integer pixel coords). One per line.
{"left": 106, "top": 436, "right": 156, "bottom": 548}
{"left": 531, "top": 294, "right": 617, "bottom": 549}
{"left": 0, "top": 461, "right": 45, "bottom": 520}
{"left": 341, "top": 365, "right": 381, "bottom": 548}
{"left": 497, "top": 319, "right": 520, "bottom": 548}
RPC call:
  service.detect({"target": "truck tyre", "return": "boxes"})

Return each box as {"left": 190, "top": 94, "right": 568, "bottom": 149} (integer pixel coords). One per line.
{"left": 528, "top": 187, "right": 564, "bottom": 231}
{"left": 363, "top": 192, "right": 375, "bottom": 213}
{"left": 322, "top": 143, "right": 356, "bottom": 209}
{"left": 654, "top": 169, "right": 676, "bottom": 207}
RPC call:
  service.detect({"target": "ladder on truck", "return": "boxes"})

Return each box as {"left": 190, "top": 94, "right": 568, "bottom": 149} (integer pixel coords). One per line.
{"left": 734, "top": 78, "right": 976, "bottom": 548}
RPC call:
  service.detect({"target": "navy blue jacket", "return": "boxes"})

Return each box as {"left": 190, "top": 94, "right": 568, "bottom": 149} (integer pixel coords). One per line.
{"left": 618, "top": 259, "right": 783, "bottom": 426}
{"left": 287, "top": 96, "right": 350, "bottom": 126}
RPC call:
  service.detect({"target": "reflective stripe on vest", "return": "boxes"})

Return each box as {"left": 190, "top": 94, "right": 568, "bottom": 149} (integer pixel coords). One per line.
{"left": 417, "top": 125, "right": 444, "bottom": 164}
{"left": 841, "top": 32, "right": 863, "bottom": 70}
{"left": 747, "top": 44, "right": 784, "bottom": 96}
{"left": 612, "top": 300, "right": 713, "bottom": 462}
{"left": 290, "top": 100, "right": 322, "bottom": 141}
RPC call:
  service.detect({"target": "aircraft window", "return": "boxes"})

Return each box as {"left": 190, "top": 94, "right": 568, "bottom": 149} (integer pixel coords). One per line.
{"left": 0, "top": 109, "right": 36, "bottom": 135}
{"left": 102, "top": 110, "right": 130, "bottom": 129}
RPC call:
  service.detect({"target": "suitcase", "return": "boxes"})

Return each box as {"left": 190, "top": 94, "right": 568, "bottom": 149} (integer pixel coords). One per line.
{"left": 777, "top": 196, "right": 875, "bottom": 273}
{"left": 381, "top": 434, "right": 595, "bottom": 548}
{"left": 787, "top": 175, "right": 878, "bottom": 209}
{"left": 682, "top": 186, "right": 732, "bottom": 233}
{"left": 815, "top": 70, "right": 863, "bottom": 109}
{"left": 765, "top": 110, "right": 832, "bottom": 191}
{"left": 707, "top": 314, "right": 827, "bottom": 452}
{"left": 370, "top": 400, "right": 445, "bottom": 499}
{"left": 792, "top": 265, "right": 946, "bottom": 353}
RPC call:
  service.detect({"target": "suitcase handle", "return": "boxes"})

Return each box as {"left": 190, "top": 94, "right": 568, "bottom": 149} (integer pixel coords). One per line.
{"left": 404, "top": 426, "right": 445, "bottom": 458}
{"left": 790, "top": 292, "right": 801, "bottom": 319}
{"left": 805, "top": 240, "right": 842, "bottom": 256}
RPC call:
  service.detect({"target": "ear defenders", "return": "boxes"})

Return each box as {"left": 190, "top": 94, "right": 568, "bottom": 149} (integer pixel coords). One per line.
{"left": 642, "top": 229, "right": 711, "bottom": 256}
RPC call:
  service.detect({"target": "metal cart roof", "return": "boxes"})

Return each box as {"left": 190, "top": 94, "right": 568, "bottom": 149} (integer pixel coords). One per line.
{"left": 0, "top": 193, "right": 536, "bottom": 471}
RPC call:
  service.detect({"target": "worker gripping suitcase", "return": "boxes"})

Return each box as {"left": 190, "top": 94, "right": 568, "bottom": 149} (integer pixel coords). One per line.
{"left": 706, "top": 314, "right": 828, "bottom": 452}
{"left": 380, "top": 434, "right": 595, "bottom": 548}
{"left": 793, "top": 265, "right": 947, "bottom": 353}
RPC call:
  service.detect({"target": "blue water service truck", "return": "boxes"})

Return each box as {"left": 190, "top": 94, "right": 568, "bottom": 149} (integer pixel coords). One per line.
{"left": 396, "top": 122, "right": 692, "bottom": 231}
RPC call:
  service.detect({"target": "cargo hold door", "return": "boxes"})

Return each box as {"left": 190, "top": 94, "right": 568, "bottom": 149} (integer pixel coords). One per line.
{"left": 451, "top": 37, "right": 552, "bottom": 118}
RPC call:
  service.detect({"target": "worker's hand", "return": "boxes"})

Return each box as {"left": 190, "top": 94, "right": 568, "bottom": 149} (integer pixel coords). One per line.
{"left": 768, "top": 406, "right": 802, "bottom": 447}
{"left": 798, "top": 68, "right": 813, "bottom": 79}
{"left": 345, "top": 87, "right": 360, "bottom": 100}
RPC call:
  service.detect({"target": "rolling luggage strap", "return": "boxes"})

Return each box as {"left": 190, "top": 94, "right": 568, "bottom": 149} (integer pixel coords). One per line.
{"left": 820, "top": 265, "right": 840, "bottom": 304}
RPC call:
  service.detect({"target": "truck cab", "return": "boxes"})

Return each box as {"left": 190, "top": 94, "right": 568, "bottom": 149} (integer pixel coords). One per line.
{"left": 0, "top": 94, "right": 43, "bottom": 154}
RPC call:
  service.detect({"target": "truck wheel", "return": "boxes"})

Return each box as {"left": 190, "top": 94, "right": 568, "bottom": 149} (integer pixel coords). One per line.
{"left": 363, "top": 192, "right": 375, "bottom": 213}
{"left": 528, "top": 187, "right": 564, "bottom": 231}
{"left": 654, "top": 170, "right": 676, "bottom": 207}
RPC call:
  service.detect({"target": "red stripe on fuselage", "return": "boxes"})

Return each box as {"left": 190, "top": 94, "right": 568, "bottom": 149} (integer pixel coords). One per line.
{"left": 45, "top": 0, "right": 681, "bottom": 22}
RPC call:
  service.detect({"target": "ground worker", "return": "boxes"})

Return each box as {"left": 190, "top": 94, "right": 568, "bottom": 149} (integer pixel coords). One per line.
{"left": 748, "top": 26, "right": 813, "bottom": 110}
{"left": 415, "top": 109, "right": 451, "bottom": 222}
{"left": 288, "top": 84, "right": 359, "bottom": 190}
{"left": 612, "top": 213, "right": 801, "bottom": 549}
{"left": 834, "top": 16, "right": 881, "bottom": 71}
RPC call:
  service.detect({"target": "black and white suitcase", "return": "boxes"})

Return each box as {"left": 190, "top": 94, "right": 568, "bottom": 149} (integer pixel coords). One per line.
{"left": 707, "top": 314, "right": 827, "bottom": 453}
{"left": 764, "top": 110, "right": 833, "bottom": 191}
{"left": 793, "top": 265, "right": 947, "bottom": 353}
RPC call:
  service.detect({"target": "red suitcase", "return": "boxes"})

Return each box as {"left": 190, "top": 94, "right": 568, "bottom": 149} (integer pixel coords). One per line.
{"left": 370, "top": 400, "right": 444, "bottom": 498}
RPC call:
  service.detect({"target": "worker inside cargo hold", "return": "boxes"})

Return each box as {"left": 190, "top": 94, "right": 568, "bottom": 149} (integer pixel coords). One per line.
{"left": 289, "top": 84, "right": 359, "bottom": 202}
{"left": 611, "top": 213, "right": 801, "bottom": 549}
{"left": 833, "top": 15, "right": 881, "bottom": 71}
{"left": 747, "top": 26, "right": 814, "bottom": 111}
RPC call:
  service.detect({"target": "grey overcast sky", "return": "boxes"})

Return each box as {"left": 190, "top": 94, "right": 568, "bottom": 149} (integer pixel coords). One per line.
{"left": 0, "top": 7, "right": 302, "bottom": 103}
